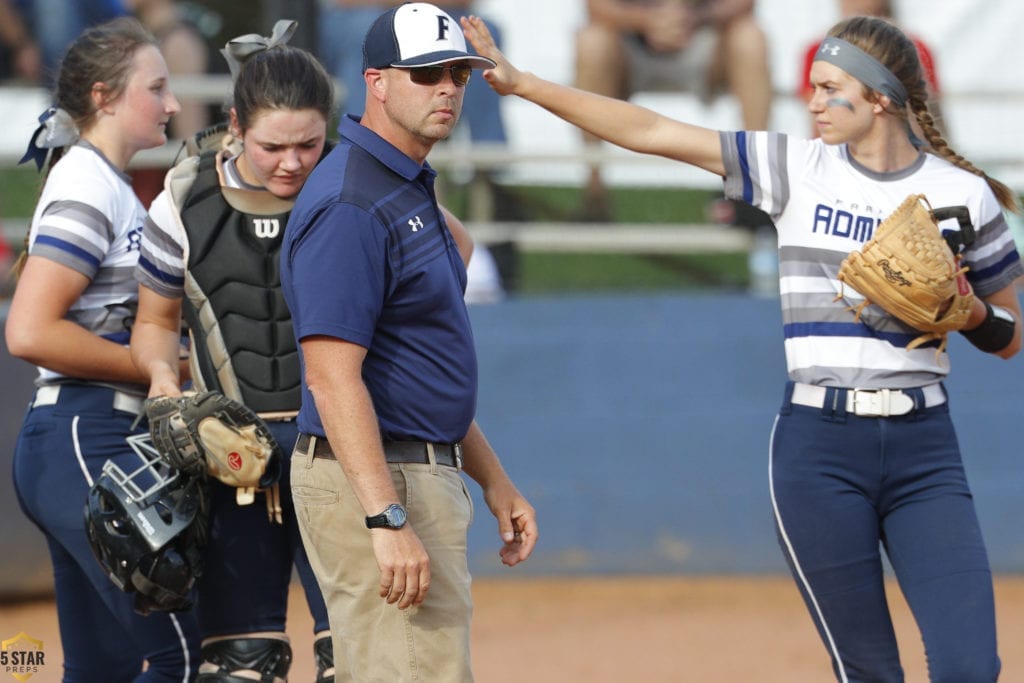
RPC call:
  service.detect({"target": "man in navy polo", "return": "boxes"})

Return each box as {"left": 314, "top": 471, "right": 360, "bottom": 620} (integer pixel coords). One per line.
{"left": 281, "top": 3, "right": 537, "bottom": 679}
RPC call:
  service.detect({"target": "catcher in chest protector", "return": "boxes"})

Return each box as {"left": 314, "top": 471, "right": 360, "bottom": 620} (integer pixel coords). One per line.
{"left": 461, "top": 10, "right": 1022, "bottom": 682}
{"left": 128, "top": 20, "right": 337, "bottom": 683}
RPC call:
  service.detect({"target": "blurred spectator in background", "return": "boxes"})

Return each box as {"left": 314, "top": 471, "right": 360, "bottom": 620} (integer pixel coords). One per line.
{"left": 798, "top": 0, "right": 945, "bottom": 139}
{"left": 126, "top": 0, "right": 212, "bottom": 139}
{"left": 574, "top": 0, "right": 772, "bottom": 222}
{"left": 7, "top": 0, "right": 127, "bottom": 86}
{"left": 316, "top": 0, "right": 507, "bottom": 144}
{"left": 126, "top": 0, "right": 220, "bottom": 206}
{"left": 0, "top": 0, "right": 42, "bottom": 82}
{"left": 464, "top": 240, "right": 506, "bottom": 304}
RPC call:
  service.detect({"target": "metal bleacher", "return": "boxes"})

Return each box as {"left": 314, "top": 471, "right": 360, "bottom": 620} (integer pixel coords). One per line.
{"left": 0, "top": 74, "right": 762, "bottom": 255}
{"left": 5, "top": 76, "right": 1023, "bottom": 258}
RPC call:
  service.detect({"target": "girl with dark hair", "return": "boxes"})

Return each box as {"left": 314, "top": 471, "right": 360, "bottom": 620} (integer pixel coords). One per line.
{"left": 5, "top": 16, "right": 202, "bottom": 681}
{"left": 466, "top": 12, "right": 1022, "bottom": 682}
{"left": 128, "top": 20, "right": 339, "bottom": 683}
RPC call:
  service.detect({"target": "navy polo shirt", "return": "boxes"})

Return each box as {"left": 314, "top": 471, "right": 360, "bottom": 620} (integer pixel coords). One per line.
{"left": 281, "top": 115, "right": 476, "bottom": 443}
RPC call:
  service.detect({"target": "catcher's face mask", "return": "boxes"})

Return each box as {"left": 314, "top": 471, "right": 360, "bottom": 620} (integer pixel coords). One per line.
{"left": 84, "top": 433, "right": 207, "bottom": 614}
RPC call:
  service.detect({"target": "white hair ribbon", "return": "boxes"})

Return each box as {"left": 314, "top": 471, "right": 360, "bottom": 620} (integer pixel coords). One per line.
{"left": 220, "top": 19, "right": 298, "bottom": 80}
{"left": 19, "top": 106, "right": 80, "bottom": 171}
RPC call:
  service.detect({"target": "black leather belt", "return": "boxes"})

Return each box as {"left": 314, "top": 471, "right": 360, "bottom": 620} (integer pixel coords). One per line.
{"left": 295, "top": 433, "right": 462, "bottom": 469}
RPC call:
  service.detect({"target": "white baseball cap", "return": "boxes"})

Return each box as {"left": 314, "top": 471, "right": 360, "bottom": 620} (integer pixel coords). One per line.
{"left": 362, "top": 2, "right": 496, "bottom": 71}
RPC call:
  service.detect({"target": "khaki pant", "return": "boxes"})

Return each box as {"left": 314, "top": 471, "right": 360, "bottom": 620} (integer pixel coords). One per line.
{"left": 291, "top": 441, "right": 475, "bottom": 682}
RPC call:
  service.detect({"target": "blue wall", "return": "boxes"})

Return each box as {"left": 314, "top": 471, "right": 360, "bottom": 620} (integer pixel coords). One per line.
{"left": 3, "top": 292, "right": 1023, "bottom": 598}
{"left": 465, "top": 292, "right": 1024, "bottom": 576}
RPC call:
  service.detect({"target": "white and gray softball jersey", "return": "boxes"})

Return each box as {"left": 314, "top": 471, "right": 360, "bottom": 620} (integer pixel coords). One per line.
{"left": 720, "top": 131, "right": 1024, "bottom": 388}
{"left": 135, "top": 153, "right": 250, "bottom": 298}
{"left": 27, "top": 141, "right": 147, "bottom": 387}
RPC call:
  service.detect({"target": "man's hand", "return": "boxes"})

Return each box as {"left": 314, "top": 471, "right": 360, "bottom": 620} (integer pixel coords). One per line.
{"left": 486, "top": 485, "right": 538, "bottom": 567}
{"left": 370, "top": 527, "right": 431, "bottom": 609}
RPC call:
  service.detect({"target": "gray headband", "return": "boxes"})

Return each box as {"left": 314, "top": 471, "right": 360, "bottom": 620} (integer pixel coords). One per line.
{"left": 815, "top": 37, "right": 907, "bottom": 108}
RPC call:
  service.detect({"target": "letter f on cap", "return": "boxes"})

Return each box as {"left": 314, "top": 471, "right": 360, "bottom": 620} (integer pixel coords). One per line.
{"left": 435, "top": 13, "right": 451, "bottom": 41}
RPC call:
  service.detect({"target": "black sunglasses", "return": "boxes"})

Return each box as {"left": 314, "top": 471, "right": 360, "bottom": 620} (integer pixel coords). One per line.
{"left": 405, "top": 64, "right": 472, "bottom": 87}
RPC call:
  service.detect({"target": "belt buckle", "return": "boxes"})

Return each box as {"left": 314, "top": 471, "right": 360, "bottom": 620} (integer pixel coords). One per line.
{"left": 850, "top": 389, "right": 912, "bottom": 417}
{"left": 453, "top": 443, "right": 463, "bottom": 469}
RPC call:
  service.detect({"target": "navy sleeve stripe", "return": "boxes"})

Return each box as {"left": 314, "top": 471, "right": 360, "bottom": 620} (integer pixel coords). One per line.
{"left": 138, "top": 254, "right": 185, "bottom": 287}
{"left": 101, "top": 330, "right": 131, "bottom": 345}
{"left": 33, "top": 234, "right": 102, "bottom": 270}
{"left": 970, "top": 251, "right": 1023, "bottom": 282}
{"left": 736, "top": 130, "right": 755, "bottom": 204}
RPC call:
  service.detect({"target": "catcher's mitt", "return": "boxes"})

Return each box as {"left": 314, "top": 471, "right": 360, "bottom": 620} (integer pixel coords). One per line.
{"left": 146, "top": 391, "right": 282, "bottom": 504}
{"left": 837, "top": 193, "right": 975, "bottom": 351}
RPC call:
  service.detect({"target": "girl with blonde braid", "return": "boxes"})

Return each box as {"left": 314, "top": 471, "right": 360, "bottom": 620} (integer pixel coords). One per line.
{"left": 465, "top": 13, "right": 1022, "bottom": 682}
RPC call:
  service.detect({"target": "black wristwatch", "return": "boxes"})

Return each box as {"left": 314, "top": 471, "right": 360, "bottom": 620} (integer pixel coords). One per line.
{"left": 365, "top": 503, "right": 407, "bottom": 530}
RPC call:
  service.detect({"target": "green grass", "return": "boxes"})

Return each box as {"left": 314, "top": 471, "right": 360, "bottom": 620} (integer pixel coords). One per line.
{"left": 437, "top": 178, "right": 719, "bottom": 225}
{"left": 0, "top": 166, "right": 43, "bottom": 218}
{"left": 512, "top": 251, "right": 748, "bottom": 294}
{"left": 1, "top": 166, "right": 745, "bottom": 292}
{"left": 439, "top": 181, "right": 744, "bottom": 292}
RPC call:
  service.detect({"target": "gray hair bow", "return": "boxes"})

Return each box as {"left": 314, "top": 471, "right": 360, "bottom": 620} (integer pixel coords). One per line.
{"left": 220, "top": 19, "right": 297, "bottom": 79}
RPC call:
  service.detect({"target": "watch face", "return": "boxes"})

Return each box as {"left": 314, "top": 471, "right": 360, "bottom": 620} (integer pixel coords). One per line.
{"left": 385, "top": 504, "right": 407, "bottom": 528}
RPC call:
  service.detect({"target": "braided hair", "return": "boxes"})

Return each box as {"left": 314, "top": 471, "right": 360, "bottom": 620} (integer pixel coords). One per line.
{"left": 829, "top": 16, "right": 1019, "bottom": 212}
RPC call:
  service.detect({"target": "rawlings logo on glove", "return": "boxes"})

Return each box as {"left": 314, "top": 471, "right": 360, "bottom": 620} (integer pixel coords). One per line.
{"left": 145, "top": 391, "right": 282, "bottom": 515}
{"left": 837, "top": 193, "right": 976, "bottom": 352}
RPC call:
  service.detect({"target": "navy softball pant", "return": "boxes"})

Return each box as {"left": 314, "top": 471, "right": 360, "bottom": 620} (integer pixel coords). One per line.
{"left": 770, "top": 383, "right": 999, "bottom": 683}
{"left": 12, "top": 384, "right": 201, "bottom": 682}
{"left": 197, "top": 420, "right": 330, "bottom": 637}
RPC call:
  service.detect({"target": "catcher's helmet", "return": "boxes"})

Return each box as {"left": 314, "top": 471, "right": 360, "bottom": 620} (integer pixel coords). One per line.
{"left": 85, "top": 433, "right": 208, "bottom": 615}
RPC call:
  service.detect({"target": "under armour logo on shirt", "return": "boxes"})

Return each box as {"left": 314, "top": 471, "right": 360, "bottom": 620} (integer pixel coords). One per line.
{"left": 409, "top": 216, "right": 424, "bottom": 232}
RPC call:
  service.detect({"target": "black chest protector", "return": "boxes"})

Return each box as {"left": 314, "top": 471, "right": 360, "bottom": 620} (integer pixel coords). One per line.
{"left": 179, "top": 151, "right": 298, "bottom": 414}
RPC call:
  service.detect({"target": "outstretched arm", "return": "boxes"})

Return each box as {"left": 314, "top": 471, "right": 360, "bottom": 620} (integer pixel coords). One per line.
{"left": 461, "top": 15, "right": 726, "bottom": 177}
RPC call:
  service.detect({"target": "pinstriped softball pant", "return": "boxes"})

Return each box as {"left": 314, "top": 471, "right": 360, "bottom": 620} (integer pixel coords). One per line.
{"left": 770, "top": 386, "right": 999, "bottom": 683}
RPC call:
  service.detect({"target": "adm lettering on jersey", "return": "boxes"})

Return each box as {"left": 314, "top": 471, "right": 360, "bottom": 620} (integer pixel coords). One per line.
{"left": 719, "top": 130, "right": 1023, "bottom": 388}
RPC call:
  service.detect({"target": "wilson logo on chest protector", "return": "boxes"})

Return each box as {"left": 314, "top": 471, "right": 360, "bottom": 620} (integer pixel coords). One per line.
{"left": 253, "top": 218, "right": 280, "bottom": 239}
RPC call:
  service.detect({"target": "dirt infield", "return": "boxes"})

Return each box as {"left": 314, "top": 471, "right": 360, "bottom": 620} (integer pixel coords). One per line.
{"left": 4, "top": 575, "right": 1024, "bottom": 682}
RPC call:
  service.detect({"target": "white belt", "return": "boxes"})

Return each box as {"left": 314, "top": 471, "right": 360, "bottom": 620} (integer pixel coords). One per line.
{"left": 33, "top": 384, "right": 145, "bottom": 416}
{"left": 790, "top": 382, "right": 946, "bottom": 417}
